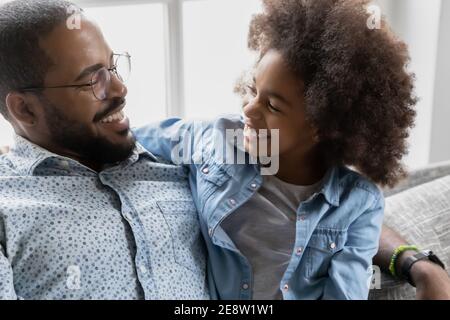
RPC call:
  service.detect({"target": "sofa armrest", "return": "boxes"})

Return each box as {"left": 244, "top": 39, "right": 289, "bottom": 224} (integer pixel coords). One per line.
{"left": 383, "top": 160, "right": 450, "bottom": 197}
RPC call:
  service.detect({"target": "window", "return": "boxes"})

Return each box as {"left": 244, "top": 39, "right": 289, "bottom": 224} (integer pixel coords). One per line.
{"left": 0, "top": 1, "right": 169, "bottom": 146}
{"left": 1, "top": 0, "right": 448, "bottom": 169}
{"left": 183, "top": 0, "right": 261, "bottom": 120}
{"left": 0, "top": 0, "right": 262, "bottom": 146}
{"left": 82, "top": 3, "right": 167, "bottom": 127}
{"left": 0, "top": 117, "right": 12, "bottom": 147}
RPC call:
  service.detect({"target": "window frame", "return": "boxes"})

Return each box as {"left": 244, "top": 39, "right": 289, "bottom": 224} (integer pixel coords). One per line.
{"left": 75, "top": 0, "right": 189, "bottom": 118}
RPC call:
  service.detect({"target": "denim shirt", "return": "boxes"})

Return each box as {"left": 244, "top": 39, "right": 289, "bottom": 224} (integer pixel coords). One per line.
{"left": 134, "top": 115, "right": 384, "bottom": 300}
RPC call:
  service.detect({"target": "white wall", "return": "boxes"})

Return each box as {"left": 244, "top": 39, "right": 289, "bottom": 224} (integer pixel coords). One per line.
{"left": 430, "top": 0, "right": 450, "bottom": 163}
{"left": 387, "top": 0, "right": 442, "bottom": 169}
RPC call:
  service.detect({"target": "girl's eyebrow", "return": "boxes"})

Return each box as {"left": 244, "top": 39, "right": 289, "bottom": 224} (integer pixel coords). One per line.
{"left": 253, "top": 76, "right": 291, "bottom": 106}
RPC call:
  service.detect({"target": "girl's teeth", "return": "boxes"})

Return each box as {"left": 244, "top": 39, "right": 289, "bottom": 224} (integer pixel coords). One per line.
{"left": 244, "top": 125, "right": 257, "bottom": 138}
{"left": 244, "top": 125, "right": 270, "bottom": 138}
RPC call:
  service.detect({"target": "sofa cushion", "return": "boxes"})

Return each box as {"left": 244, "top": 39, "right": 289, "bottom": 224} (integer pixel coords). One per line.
{"left": 369, "top": 174, "right": 450, "bottom": 299}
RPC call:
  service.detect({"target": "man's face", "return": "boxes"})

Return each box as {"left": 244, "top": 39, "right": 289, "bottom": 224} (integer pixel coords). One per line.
{"left": 34, "top": 17, "right": 135, "bottom": 166}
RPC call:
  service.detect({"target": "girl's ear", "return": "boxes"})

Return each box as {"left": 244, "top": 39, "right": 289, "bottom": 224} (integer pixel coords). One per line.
{"left": 5, "top": 92, "right": 38, "bottom": 127}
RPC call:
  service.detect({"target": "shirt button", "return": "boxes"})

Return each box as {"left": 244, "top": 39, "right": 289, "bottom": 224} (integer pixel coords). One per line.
{"left": 283, "top": 284, "right": 289, "bottom": 291}
{"left": 298, "top": 215, "right": 306, "bottom": 221}
{"left": 229, "top": 198, "right": 236, "bottom": 206}
{"left": 330, "top": 242, "right": 336, "bottom": 250}
{"left": 250, "top": 183, "right": 258, "bottom": 189}
{"left": 60, "top": 160, "right": 70, "bottom": 169}
{"left": 242, "top": 283, "right": 249, "bottom": 290}
{"left": 296, "top": 247, "right": 303, "bottom": 255}
{"left": 139, "top": 265, "right": 148, "bottom": 274}
{"left": 123, "top": 211, "right": 131, "bottom": 220}
{"left": 202, "top": 167, "right": 209, "bottom": 174}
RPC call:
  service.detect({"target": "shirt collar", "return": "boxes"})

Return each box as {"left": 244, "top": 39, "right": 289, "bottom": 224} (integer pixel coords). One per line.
{"left": 7, "top": 134, "right": 158, "bottom": 176}
{"left": 316, "top": 166, "right": 341, "bottom": 207}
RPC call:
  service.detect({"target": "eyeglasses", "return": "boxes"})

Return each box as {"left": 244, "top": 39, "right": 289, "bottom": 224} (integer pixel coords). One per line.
{"left": 19, "top": 52, "right": 131, "bottom": 101}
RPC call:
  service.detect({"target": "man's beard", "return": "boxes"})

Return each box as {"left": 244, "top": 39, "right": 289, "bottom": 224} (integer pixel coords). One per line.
{"left": 42, "top": 96, "right": 136, "bottom": 167}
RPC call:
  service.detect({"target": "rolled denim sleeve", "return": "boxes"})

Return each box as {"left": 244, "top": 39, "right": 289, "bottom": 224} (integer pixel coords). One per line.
{"left": 133, "top": 118, "right": 208, "bottom": 167}
{"left": 322, "top": 192, "right": 385, "bottom": 300}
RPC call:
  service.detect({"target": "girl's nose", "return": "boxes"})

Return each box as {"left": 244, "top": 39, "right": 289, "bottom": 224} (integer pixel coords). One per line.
{"left": 242, "top": 96, "right": 263, "bottom": 121}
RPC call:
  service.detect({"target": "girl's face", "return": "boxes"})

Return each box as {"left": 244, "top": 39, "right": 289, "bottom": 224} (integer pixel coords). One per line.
{"left": 242, "top": 49, "right": 318, "bottom": 159}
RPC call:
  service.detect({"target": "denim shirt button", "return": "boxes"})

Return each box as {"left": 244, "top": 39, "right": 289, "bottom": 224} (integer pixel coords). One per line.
{"left": 250, "top": 183, "right": 258, "bottom": 189}
{"left": 282, "top": 284, "right": 289, "bottom": 291}
{"left": 139, "top": 265, "right": 148, "bottom": 274}
{"left": 242, "top": 283, "right": 249, "bottom": 290}
{"left": 202, "top": 167, "right": 210, "bottom": 174}
{"left": 298, "top": 215, "right": 306, "bottom": 221}
{"left": 330, "top": 242, "right": 336, "bottom": 250}
{"left": 229, "top": 198, "right": 236, "bottom": 206}
{"left": 296, "top": 247, "right": 303, "bottom": 255}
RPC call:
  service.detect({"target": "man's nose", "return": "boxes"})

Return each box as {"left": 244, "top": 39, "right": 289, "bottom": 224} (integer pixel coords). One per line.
{"left": 108, "top": 72, "right": 128, "bottom": 99}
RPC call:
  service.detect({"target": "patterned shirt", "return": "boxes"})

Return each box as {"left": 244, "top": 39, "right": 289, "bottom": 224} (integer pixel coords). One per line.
{"left": 0, "top": 135, "right": 208, "bottom": 300}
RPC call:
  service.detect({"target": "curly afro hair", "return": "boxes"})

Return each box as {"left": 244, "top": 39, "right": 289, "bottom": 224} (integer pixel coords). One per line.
{"left": 242, "top": 0, "right": 417, "bottom": 187}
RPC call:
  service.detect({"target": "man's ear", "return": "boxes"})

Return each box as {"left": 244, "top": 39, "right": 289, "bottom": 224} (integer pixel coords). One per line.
{"left": 5, "top": 92, "right": 38, "bottom": 127}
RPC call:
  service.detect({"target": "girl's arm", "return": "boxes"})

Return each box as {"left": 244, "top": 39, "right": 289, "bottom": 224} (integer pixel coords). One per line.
{"left": 133, "top": 118, "right": 207, "bottom": 167}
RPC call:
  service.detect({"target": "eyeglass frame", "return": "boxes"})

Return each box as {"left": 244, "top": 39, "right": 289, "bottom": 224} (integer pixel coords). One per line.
{"left": 17, "top": 52, "right": 131, "bottom": 101}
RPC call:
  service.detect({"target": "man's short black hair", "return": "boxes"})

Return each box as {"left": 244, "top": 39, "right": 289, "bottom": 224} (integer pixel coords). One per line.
{"left": 0, "top": 0, "right": 81, "bottom": 120}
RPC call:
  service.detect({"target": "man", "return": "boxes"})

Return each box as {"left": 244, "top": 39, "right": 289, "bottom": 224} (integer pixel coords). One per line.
{"left": 0, "top": 0, "right": 208, "bottom": 299}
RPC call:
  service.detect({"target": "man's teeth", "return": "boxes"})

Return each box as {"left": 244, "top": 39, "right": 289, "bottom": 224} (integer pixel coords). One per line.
{"left": 100, "top": 110, "right": 125, "bottom": 124}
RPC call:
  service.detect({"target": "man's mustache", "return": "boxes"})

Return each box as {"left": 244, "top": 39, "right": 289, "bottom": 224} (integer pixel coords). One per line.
{"left": 93, "top": 98, "right": 126, "bottom": 122}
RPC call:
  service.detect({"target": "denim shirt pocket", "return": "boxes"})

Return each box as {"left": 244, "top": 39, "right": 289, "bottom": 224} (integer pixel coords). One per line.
{"left": 305, "top": 228, "right": 347, "bottom": 279}
{"left": 157, "top": 200, "right": 206, "bottom": 273}
{"left": 193, "top": 151, "right": 232, "bottom": 204}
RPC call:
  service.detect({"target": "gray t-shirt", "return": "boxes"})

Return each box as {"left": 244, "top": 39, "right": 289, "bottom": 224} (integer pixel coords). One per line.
{"left": 221, "top": 174, "right": 322, "bottom": 300}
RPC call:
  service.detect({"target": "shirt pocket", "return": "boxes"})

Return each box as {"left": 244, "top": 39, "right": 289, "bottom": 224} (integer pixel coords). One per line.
{"left": 192, "top": 151, "right": 232, "bottom": 207}
{"left": 156, "top": 200, "right": 206, "bottom": 273}
{"left": 305, "top": 228, "right": 347, "bottom": 279}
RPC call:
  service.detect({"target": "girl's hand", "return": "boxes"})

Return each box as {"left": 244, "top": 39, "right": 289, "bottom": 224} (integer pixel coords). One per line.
{"left": 0, "top": 146, "right": 9, "bottom": 154}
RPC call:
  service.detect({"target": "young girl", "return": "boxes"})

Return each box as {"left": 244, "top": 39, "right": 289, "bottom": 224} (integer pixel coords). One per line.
{"left": 135, "top": 0, "right": 416, "bottom": 299}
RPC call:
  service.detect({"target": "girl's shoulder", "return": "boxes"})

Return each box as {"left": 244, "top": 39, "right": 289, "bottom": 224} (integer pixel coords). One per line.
{"left": 336, "top": 166, "right": 384, "bottom": 202}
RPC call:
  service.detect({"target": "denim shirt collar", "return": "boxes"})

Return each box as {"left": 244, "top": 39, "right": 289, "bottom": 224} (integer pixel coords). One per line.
{"left": 252, "top": 164, "right": 341, "bottom": 207}
{"left": 7, "top": 134, "right": 157, "bottom": 176}
{"left": 316, "top": 166, "right": 341, "bottom": 207}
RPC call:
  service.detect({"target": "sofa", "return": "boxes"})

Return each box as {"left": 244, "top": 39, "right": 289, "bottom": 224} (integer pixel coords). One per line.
{"left": 369, "top": 160, "right": 450, "bottom": 299}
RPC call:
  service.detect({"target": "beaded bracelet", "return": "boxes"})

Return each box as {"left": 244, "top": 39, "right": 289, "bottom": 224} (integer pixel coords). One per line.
{"left": 389, "top": 245, "right": 419, "bottom": 278}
